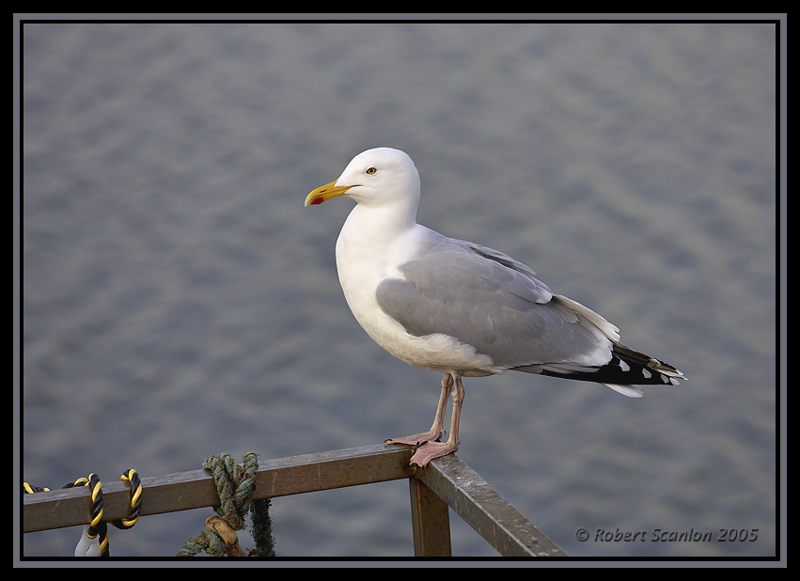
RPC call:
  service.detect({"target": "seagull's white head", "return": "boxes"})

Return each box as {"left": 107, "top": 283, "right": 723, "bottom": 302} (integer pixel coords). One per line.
{"left": 305, "top": 147, "right": 421, "bottom": 210}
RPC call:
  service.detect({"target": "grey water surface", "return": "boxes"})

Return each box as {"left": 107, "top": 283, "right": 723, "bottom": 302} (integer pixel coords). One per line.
{"left": 21, "top": 21, "right": 777, "bottom": 558}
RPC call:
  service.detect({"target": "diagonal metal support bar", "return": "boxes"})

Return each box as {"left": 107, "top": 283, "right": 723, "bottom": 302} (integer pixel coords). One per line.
{"left": 415, "top": 454, "right": 567, "bottom": 557}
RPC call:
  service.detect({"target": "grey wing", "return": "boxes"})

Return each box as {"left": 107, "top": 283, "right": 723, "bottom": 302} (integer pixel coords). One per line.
{"left": 375, "top": 237, "right": 618, "bottom": 371}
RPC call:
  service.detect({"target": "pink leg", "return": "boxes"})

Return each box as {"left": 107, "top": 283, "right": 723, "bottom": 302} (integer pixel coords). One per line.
{"left": 409, "top": 376, "right": 465, "bottom": 467}
{"left": 386, "top": 374, "right": 452, "bottom": 447}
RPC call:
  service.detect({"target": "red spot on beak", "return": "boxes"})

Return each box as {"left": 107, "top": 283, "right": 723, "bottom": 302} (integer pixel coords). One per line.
{"left": 309, "top": 197, "right": 324, "bottom": 205}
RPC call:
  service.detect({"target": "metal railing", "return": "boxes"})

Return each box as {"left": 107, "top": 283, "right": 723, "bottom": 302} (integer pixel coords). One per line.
{"left": 23, "top": 443, "right": 566, "bottom": 557}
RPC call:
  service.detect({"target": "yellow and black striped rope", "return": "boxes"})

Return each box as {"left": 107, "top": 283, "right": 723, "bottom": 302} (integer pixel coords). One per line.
{"left": 22, "top": 482, "right": 49, "bottom": 494}
{"left": 110, "top": 468, "right": 142, "bottom": 529}
{"left": 23, "top": 468, "right": 143, "bottom": 557}
{"left": 83, "top": 473, "right": 109, "bottom": 557}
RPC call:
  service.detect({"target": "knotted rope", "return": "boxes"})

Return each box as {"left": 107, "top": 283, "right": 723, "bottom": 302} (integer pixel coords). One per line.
{"left": 23, "top": 468, "right": 142, "bottom": 557}
{"left": 177, "top": 452, "right": 274, "bottom": 557}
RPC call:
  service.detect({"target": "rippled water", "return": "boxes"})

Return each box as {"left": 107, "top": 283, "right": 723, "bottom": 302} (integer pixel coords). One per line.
{"left": 20, "top": 20, "right": 778, "bottom": 559}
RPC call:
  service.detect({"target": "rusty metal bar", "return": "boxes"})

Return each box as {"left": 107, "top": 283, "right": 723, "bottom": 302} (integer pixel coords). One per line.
{"left": 408, "top": 476, "right": 451, "bottom": 556}
{"left": 23, "top": 444, "right": 566, "bottom": 557}
{"left": 415, "top": 454, "right": 567, "bottom": 557}
{"left": 23, "top": 444, "right": 413, "bottom": 533}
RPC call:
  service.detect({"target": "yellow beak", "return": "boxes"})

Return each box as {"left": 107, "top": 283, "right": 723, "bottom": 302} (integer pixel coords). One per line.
{"left": 304, "top": 180, "right": 354, "bottom": 207}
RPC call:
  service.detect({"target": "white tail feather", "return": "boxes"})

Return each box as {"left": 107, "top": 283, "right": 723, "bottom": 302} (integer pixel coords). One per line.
{"left": 602, "top": 383, "right": 644, "bottom": 398}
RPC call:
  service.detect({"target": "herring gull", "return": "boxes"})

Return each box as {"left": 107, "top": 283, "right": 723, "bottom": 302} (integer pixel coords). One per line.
{"left": 305, "top": 147, "right": 685, "bottom": 467}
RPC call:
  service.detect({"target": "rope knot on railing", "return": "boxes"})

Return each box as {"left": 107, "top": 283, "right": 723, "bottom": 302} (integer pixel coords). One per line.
{"left": 204, "top": 452, "right": 259, "bottom": 530}
{"left": 23, "top": 468, "right": 142, "bottom": 557}
{"left": 177, "top": 452, "right": 274, "bottom": 557}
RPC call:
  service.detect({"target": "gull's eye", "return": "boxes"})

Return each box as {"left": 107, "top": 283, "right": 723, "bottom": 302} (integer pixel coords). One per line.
{"left": 365, "top": 167, "right": 377, "bottom": 175}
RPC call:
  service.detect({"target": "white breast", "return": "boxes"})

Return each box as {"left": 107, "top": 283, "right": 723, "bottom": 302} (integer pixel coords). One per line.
{"left": 335, "top": 211, "right": 497, "bottom": 377}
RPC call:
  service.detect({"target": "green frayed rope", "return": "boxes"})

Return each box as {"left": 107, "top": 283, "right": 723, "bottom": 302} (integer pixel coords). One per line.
{"left": 177, "top": 452, "right": 274, "bottom": 557}
{"left": 204, "top": 452, "right": 259, "bottom": 530}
